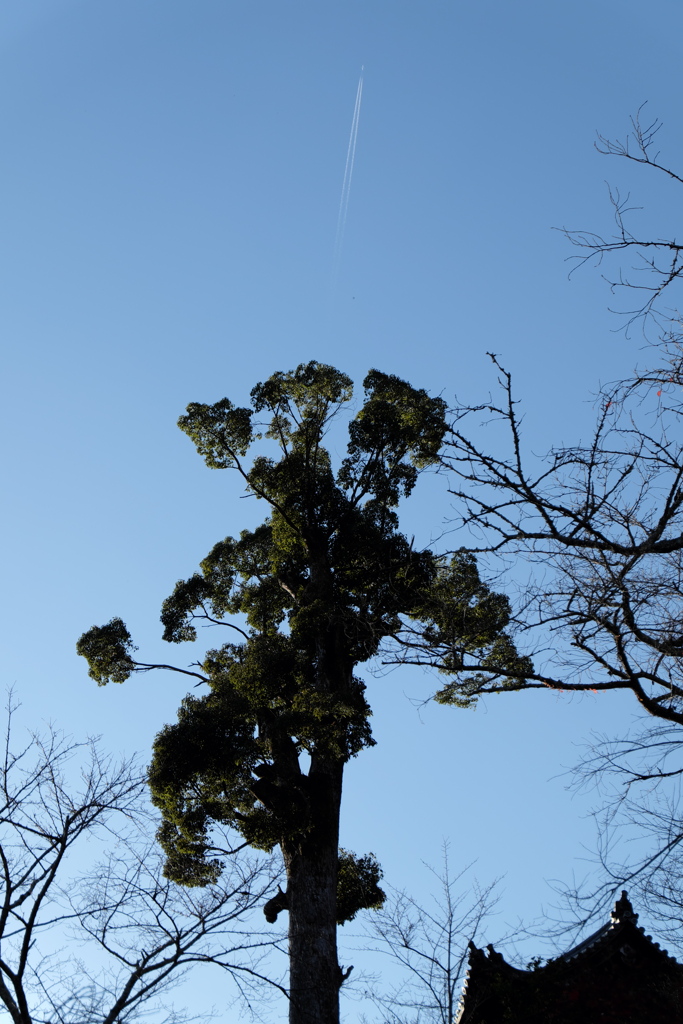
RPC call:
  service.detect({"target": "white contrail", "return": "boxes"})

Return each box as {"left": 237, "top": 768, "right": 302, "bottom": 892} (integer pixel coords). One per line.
{"left": 332, "top": 69, "right": 364, "bottom": 286}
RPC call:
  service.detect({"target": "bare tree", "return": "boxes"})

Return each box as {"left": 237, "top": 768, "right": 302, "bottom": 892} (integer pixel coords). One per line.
{"left": 419, "top": 349, "right": 683, "bottom": 724}
{"left": 407, "top": 113, "right": 683, "bottom": 721}
{"left": 0, "top": 697, "right": 283, "bottom": 1024}
{"left": 412, "top": 112, "right": 683, "bottom": 942}
{"left": 360, "top": 847, "right": 502, "bottom": 1024}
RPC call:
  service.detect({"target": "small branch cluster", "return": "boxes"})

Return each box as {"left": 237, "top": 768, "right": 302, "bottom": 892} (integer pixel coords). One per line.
{"left": 360, "top": 846, "right": 503, "bottom": 1024}
{"left": 550, "top": 722, "right": 683, "bottom": 946}
{"left": 560, "top": 105, "right": 683, "bottom": 334}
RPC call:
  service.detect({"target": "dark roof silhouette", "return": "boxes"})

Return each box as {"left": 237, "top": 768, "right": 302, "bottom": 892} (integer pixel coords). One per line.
{"left": 456, "top": 892, "right": 683, "bottom": 1024}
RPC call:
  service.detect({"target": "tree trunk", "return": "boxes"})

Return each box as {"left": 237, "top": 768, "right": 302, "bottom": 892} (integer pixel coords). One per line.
{"left": 285, "top": 759, "right": 344, "bottom": 1024}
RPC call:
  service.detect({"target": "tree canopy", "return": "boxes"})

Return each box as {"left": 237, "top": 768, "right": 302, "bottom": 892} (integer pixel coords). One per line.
{"left": 78, "top": 361, "right": 529, "bottom": 1024}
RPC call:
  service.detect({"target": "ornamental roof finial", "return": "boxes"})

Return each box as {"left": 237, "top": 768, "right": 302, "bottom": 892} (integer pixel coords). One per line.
{"left": 611, "top": 891, "right": 638, "bottom": 925}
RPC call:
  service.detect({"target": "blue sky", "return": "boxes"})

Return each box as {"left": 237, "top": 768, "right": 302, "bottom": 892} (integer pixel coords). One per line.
{"left": 2, "top": 1, "right": 682, "bottom": 1019}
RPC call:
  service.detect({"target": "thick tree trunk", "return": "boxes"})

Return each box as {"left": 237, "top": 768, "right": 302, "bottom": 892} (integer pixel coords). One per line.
{"left": 285, "top": 760, "right": 344, "bottom": 1024}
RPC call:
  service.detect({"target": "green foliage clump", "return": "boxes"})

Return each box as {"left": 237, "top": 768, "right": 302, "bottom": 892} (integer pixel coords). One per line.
{"left": 76, "top": 617, "right": 137, "bottom": 685}
{"left": 177, "top": 399, "right": 254, "bottom": 470}
{"left": 412, "top": 551, "right": 534, "bottom": 708}
{"left": 336, "top": 849, "right": 385, "bottom": 924}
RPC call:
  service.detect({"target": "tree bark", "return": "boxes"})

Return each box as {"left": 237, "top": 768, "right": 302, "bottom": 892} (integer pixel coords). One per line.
{"left": 285, "top": 759, "right": 344, "bottom": 1024}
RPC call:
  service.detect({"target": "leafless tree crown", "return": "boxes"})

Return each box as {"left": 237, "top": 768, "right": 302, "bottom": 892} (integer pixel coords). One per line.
{"left": 0, "top": 698, "right": 283, "bottom": 1024}
{"left": 440, "top": 111, "right": 683, "bottom": 940}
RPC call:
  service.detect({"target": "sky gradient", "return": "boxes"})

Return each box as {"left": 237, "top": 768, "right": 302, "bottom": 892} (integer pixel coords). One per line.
{"left": 2, "top": 1, "right": 682, "bottom": 1019}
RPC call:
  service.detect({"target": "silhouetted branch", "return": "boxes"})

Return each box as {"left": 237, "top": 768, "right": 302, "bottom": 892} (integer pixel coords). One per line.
{"left": 360, "top": 844, "right": 505, "bottom": 1024}
{"left": 559, "top": 106, "right": 683, "bottom": 334}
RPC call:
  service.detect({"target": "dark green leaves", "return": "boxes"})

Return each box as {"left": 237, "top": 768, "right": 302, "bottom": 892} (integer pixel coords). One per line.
{"left": 149, "top": 686, "right": 264, "bottom": 882}
{"left": 178, "top": 399, "right": 254, "bottom": 470}
{"left": 80, "top": 361, "right": 526, "bottom": 896}
{"left": 339, "top": 370, "right": 448, "bottom": 506}
{"left": 178, "top": 364, "right": 446, "bottom": 513}
{"left": 360, "top": 370, "right": 447, "bottom": 469}
{"left": 411, "top": 551, "right": 533, "bottom": 707}
{"left": 161, "top": 527, "right": 291, "bottom": 643}
{"left": 161, "top": 575, "right": 213, "bottom": 642}
{"left": 251, "top": 362, "right": 353, "bottom": 448}
{"left": 76, "top": 618, "right": 137, "bottom": 685}
{"left": 336, "top": 850, "right": 385, "bottom": 924}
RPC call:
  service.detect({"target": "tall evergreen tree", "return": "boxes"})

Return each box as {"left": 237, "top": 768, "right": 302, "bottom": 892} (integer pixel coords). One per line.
{"left": 78, "top": 362, "right": 529, "bottom": 1024}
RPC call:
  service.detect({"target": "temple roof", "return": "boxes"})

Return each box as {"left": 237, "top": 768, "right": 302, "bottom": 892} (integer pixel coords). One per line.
{"left": 455, "top": 892, "right": 683, "bottom": 1024}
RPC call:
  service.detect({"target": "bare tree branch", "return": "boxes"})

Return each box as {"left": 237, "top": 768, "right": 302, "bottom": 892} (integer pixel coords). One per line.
{"left": 435, "top": 348, "right": 683, "bottom": 726}
{"left": 359, "top": 845, "right": 505, "bottom": 1024}
{"left": 558, "top": 106, "right": 683, "bottom": 334}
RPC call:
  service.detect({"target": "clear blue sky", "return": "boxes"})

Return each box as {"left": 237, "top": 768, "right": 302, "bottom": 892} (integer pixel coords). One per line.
{"left": 2, "top": 1, "right": 682, "bottom": 1019}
